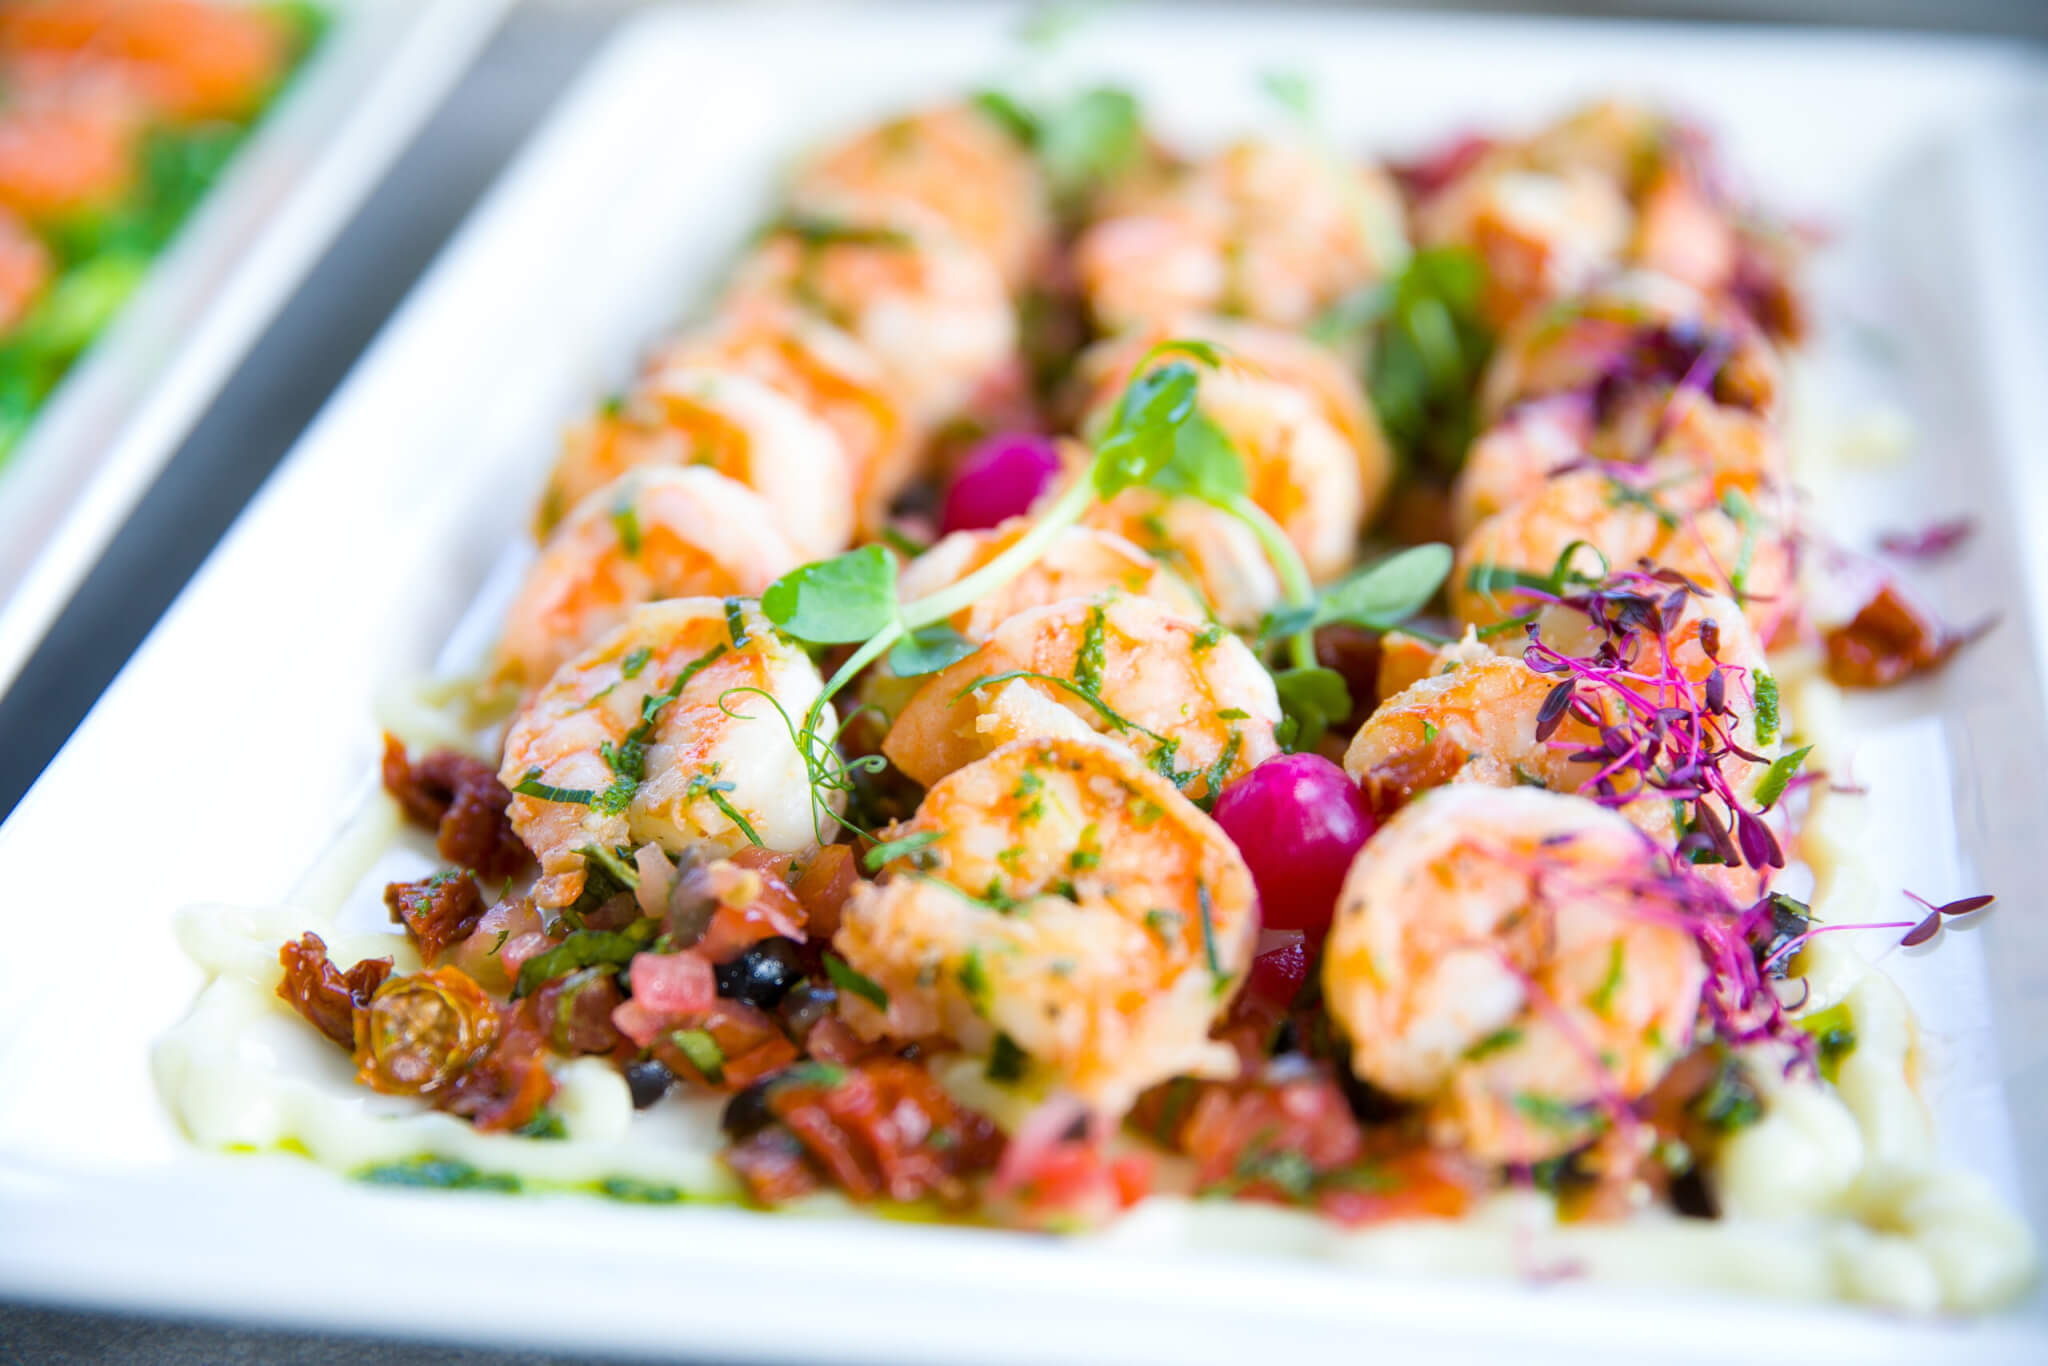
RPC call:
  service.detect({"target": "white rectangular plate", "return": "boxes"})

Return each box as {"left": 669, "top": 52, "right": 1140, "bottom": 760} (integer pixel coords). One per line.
{"left": 0, "top": 6, "right": 2044, "bottom": 1361}
{"left": 0, "top": 0, "right": 514, "bottom": 694}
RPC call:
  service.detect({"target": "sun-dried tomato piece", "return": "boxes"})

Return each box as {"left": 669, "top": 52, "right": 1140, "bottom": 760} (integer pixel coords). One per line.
{"left": 440, "top": 996, "right": 556, "bottom": 1133}
{"left": 725, "top": 1060, "right": 1004, "bottom": 1208}
{"left": 380, "top": 733, "right": 529, "bottom": 880}
{"left": 534, "top": 967, "right": 625, "bottom": 1056}
{"left": 724, "top": 1126, "right": 821, "bottom": 1204}
{"left": 1133, "top": 1065, "right": 1480, "bottom": 1227}
{"left": 276, "top": 932, "right": 391, "bottom": 1049}
{"left": 353, "top": 966, "right": 500, "bottom": 1096}
{"left": 1823, "top": 583, "right": 1965, "bottom": 689}
{"left": 791, "top": 844, "right": 857, "bottom": 940}
{"left": 1358, "top": 733, "right": 1469, "bottom": 814}
{"left": 384, "top": 869, "right": 486, "bottom": 964}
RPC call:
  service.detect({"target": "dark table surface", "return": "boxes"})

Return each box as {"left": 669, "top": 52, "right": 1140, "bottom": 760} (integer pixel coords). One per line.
{"left": 2, "top": 1, "right": 2043, "bottom": 1362}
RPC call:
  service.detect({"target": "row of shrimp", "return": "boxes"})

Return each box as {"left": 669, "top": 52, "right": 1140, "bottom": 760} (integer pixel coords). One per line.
{"left": 490, "top": 104, "right": 1426, "bottom": 1123}
{"left": 1324, "top": 104, "right": 1812, "bottom": 1164}
{"left": 484, "top": 92, "right": 1813, "bottom": 1191}
{"left": 835, "top": 124, "right": 1443, "bottom": 1113}
{"left": 493, "top": 100, "right": 1067, "bottom": 904}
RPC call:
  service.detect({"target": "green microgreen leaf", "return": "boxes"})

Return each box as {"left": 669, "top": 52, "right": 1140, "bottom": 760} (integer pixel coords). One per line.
{"left": 1091, "top": 360, "right": 1201, "bottom": 497}
{"left": 1273, "top": 667, "right": 1352, "bottom": 752}
{"left": 1037, "top": 86, "right": 1141, "bottom": 200}
{"left": 1369, "top": 246, "right": 1494, "bottom": 482}
{"left": 1313, "top": 543, "right": 1454, "bottom": 631}
{"left": 1753, "top": 744, "right": 1813, "bottom": 811}
{"left": 1259, "top": 69, "right": 1315, "bottom": 119}
{"left": 888, "top": 623, "right": 978, "bottom": 678}
{"left": 762, "top": 544, "right": 899, "bottom": 643}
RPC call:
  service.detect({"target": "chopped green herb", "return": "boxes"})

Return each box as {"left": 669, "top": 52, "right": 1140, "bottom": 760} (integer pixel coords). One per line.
{"left": 1073, "top": 603, "right": 1109, "bottom": 694}
{"left": 597, "top": 1176, "right": 685, "bottom": 1204}
{"left": 723, "top": 596, "right": 750, "bottom": 647}
{"left": 515, "top": 1110, "right": 567, "bottom": 1141}
{"left": 957, "top": 949, "right": 991, "bottom": 1012}
{"left": 1198, "top": 882, "right": 1224, "bottom": 986}
{"left": 1588, "top": 940, "right": 1626, "bottom": 1016}
{"left": 512, "top": 919, "right": 658, "bottom": 999}
{"left": 1753, "top": 673, "right": 1780, "bottom": 747}
{"left": 1464, "top": 1027, "right": 1523, "bottom": 1060}
{"left": 1511, "top": 1093, "right": 1585, "bottom": 1132}
{"left": 611, "top": 501, "right": 642, "bottom": 557}
{"left": 668, "top": 1028, "right": 726, "bottom": 1083}
{"left": 512, "top": 769, "right": 595, "bottom": 806}
{"left": 357, "top": 1155, "right": 520, "bottom": 1192}
{"left": 1721, "top": 488, "right": 1759, "bottom": 599}
{"left": 1691, "top": 1056, "right": 1764, "bottom": 1132}
{"left": 864, "top": 829, "right": 941, "bottom": 871}
{"left": 825, "top": 953, "right": 890, "bottom": 1010}
{"left": 620, "top": 646, "right": 653, "bottom": 680}
{"left": 986, "top": 1032, "right": 1028, "bottom": 1083}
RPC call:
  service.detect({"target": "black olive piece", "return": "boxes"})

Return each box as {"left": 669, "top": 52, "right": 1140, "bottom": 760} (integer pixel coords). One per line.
{"left": 779, "top": 981, "right": 837, "bottom": 1037}
{"left": 1671, "top": 1163, "right": 1719, "bottom": 1219}
{"left": 715, "top": 936, "right": 805, "bottom": 1008}
{"left": 1337, "top": 1060, "right": 1408, "bottom": 1125}
{"left": 624, "top": 1058, "right": 673, "bottom": 1110}
{"left": 721, "top": 1078, "right": 779, "bottom": 1141}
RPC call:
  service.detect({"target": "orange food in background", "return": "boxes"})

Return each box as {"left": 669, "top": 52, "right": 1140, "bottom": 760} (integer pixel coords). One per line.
{"left": 0, "top": 0, "right": 289, "bottom": 123}
{"left": 0, "top": 209, "right": 52, "bottom": 331}
{"left": 0, "top": 70, "right": 142, "bottom": 220}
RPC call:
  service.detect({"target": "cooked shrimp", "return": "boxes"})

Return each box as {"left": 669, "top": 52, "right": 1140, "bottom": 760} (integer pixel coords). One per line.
{"left": 540, "top": 366, "right": 853, "bottom": 560}
{"left": 1478, "top": 272, "right": 1782, "bottom": 424}
{"left": 1451, "top": 465, "right": 1796, "bottom": 642}
{"left": 1345, "top": 585, "right": 1774, "bottom": 861}
{"left": 1414, "top": 163, "right": 1632, "bottom": 332}
{"left": 644, "top": 306, "right": 916, "bottom": 536}
{"left": 790, "top": 102, "right": 1051, "bottom": 291}
{"left": 1076, "top": 322, "right": 1386, "bottom": 581}
{"left": 1451, "top": 390, "right": 1782, "bottom": 541}
{"left": 1075, "top": 137, "right": 1406, "bottom": 332}
{"left": 883, "top": 593, "right": 1280, "bottom": 802}
{"left": 499, "top": 598, "right": 841, "bottom": 908}
{"left": 897, "top": 518, "right": 1204, "bottom": 644}
{"left": 722, "top": 194, "right": 1016, "bottom": 425}
{"left": 494, "top": 467, "right": 802, "bottom": 691}
{"left": 836, "top": 734, "right": 1257, "bottom": 1111}
{"left": 1081, "top": 487, "right": 1282, "bottom": 630}
{"left": 1323, "top": 784, "right": 1707, "bottom": 1164}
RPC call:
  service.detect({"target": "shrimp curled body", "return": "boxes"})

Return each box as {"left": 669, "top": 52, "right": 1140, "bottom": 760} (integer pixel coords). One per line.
{"left": 1324, "top": 785, "right": 1707, "bottom": 1164}
{"left": 836, "top": 735, "right": 1258, "bottom": 1112}
{"left": 495, "top": 467, "right": 802, "bottom": 691}
{"left": 500, "top": 598, "right": 841, "bottom": 908}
